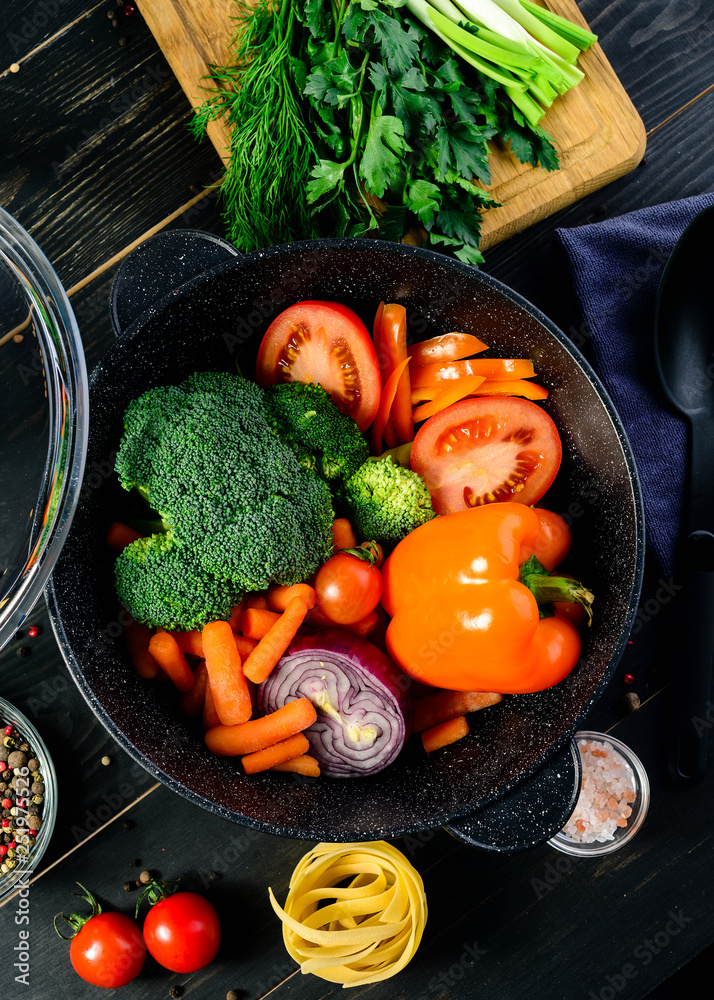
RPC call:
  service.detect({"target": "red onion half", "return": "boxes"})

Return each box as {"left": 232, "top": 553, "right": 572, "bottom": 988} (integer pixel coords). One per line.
{"left": 258, "top": 628, "right": 413, "bottom": 778}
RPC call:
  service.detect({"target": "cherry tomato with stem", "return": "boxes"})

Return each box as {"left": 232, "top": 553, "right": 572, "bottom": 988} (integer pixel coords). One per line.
{"left": 315, "top": 547, "right": 383, "bottom": 624}
{"left": 137, "top": 878, "right": 220, "bottom": 974}
{"left": 55, "top": 883, "right": 146, "bottom": 988}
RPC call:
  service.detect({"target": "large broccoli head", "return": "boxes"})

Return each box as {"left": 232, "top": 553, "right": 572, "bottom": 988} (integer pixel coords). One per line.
{"left": 114, "top": 373, "right": 334, "bottom": 629}
{"left": 263, "top": 382, "right": 368, "bottom": 485}
{"left": 339, "top": 456, "right": 436, "bottom": 549}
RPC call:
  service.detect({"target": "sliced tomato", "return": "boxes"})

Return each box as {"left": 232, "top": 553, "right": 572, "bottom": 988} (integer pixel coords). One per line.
{"left": 410, "top": 396, "right": 562, "bottom": 514}
{"left": 256, "top": 301, "right": 381, "bottom": 431}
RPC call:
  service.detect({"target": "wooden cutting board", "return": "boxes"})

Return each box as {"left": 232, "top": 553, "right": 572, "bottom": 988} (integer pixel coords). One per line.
{"left": 139, "top": 0, "right": 646, "bottom": 250}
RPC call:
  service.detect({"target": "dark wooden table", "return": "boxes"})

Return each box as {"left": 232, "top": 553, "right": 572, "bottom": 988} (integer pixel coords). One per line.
{"left": 1, "top": 2, "right": 714, "bottom": 998}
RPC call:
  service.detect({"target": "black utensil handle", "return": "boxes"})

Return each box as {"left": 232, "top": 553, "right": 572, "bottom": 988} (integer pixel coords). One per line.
{"left": 110, "top": 229, "right": 241, "bottom": 337}
{"left": 669, "top": 545, "right": 714, "bottom": 784}
{"left": 443, "top": 735, "right": 580, "bottom": 852}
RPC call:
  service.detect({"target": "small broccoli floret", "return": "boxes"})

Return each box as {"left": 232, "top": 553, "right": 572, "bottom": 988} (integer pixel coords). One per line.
{"left": 114, "top": 373, "right": 335, "bottom": 629}
{"left": 115, "top": 533, "right": 238, "bottom": 630}
{"left": 340, "top": 456, "right": 436, "bottom": 548}
{"left": 263, "top": 382, "right": 369, "bottom": 485}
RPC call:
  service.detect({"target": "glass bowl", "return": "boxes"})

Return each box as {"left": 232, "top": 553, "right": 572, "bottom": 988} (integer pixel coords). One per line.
{"left": 0, "top": 696, "right": 58, "bottom": 903}
{"left": 0, "top": 208, "right": 89, "bottom": 652}
{"left": 548, "top": 730, "right": 650, "bottom": 857}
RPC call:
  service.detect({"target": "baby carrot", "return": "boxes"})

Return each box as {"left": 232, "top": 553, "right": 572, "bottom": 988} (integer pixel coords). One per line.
{"left": 413, "top": 691, "right": 503, "bottom": 733}
{"left": 170, "top": 629, "right": 204, "bottom": 658}
{"left": 228, "top": 598, "right": 246, "bottom": 632}
{"left": 245, "top": 593, "right": 270, "bottom": 611}
{"left": 124, "top": 617, "right": 159, "bottom": 680}
{"left": 148, "top": 631, "right": 194, "bottom": 692}
{"left": 270, "top": 754, "right": 321, "bottom": 777}
{"left": 234, "top": 634, "right": 258, "bottom": 660}
{"left": 202, "top": 678, "right": 220, "bottom": 731}
{"left": 422, "top": 715, "right": 469, "bottom": 752}
{"left": 202, "top": 620, "right": 252, "bottom": 726}
{"left": 241, "top": 608, "right": 282, "bottom": 640}
{"left": 267, "top": 582, "right": 316, "bottom": 612}
{"left": 106, "top": 522, "right": 143, "bottom": 551}
{"left": 204, "top": 698, "right": 317, "bottom": 756}
{"left": 179, "top": 660, "right": 208, "bottom": 717}
{"left": 242, "top": 598, "right": 309, "bottom": 684}
{"left": 341, "top": 610, "right": 379, "bottom": 638}
{"left": 332, "top": 518, "right": 357, "bottom": 550}
{"left": 242, "top": 733, "right": 310, "bottom": 775}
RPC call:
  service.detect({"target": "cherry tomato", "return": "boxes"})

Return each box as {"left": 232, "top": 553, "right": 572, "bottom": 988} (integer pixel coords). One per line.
{"left": 69, "top": 912, "right": 146, "bottom": 988}
{"left": 142, "top": 892, "right": 220, "bottom": 973}
{"left": 410, "top": 396, "right": 562, "bottom": 515}
{"left": 256, "top": 300, "right": 381, "bottom": 431}
{"left": 315, "top": 552, "right": 383, "bottom": 624}
{"left": 554, "top": 602, "right": 588, "bottom": 628}
{"left": 359, "top": 540, "right": 384, "bottom": 568}
{"left": 521, "top": 508, "right": 571, "bottom": 572}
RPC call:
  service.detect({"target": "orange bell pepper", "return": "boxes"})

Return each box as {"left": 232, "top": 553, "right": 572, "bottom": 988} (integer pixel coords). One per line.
{"left": 381, "top": 503, "right": 593, "bottom": 694}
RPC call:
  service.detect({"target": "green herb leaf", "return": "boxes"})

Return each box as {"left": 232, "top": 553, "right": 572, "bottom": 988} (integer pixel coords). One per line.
{"left": 405, "top": 179, "right": 441, "bottom": 227}
{"left": 307, "top": 159, "right": 347, "bottom": 203}
{"left": 360, "top": 114, "right": 408, "bottom": 197}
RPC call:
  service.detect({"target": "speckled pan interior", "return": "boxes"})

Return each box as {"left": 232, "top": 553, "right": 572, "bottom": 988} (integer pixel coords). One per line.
{"left": 47, "top": 237, "right": 644, "bottom": 842}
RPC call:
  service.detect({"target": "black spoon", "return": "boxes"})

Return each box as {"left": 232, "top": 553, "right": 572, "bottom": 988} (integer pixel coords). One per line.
{"left": 654, "top": 203, "right": 714, "bottom": 784}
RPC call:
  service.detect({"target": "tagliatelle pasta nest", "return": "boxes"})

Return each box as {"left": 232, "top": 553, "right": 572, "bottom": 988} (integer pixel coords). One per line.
{"left": 268, "top": 841, "right": 427, "bottom": 987}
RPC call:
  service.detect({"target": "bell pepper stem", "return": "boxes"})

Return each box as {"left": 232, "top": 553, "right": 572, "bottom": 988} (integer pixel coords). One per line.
{"left": 519, "top": 556, "right": 594, "bottom": 626}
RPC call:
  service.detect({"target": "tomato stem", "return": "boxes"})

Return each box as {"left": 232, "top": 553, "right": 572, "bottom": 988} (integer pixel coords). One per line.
{"left": 134, "top": 877, "right": 180, "bottom": 917}
{"left": 53, "top": 882, "right": 103, "bottom": 940}
{"left": 519, "top": 556, "right": 594, "bottom": 626}
{"left": 338, "top": 544, "right": 380, "bottom": 565}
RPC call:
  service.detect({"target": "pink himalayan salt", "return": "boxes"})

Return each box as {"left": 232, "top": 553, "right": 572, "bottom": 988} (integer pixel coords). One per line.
{"left": 560, "top": 739, "right": 637, "bottom": 844}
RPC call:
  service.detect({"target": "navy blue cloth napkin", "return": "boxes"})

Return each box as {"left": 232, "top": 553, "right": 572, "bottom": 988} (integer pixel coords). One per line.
{"left": 552, "top": 192, "right": 714, "bottom": 577}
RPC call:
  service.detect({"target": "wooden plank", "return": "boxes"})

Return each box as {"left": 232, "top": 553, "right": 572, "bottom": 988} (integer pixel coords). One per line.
{"left": 138, "top": 0, "right": 645, "bottom": 250}
{"left": 0, "top": 0, "right": 96, "bottom": 69}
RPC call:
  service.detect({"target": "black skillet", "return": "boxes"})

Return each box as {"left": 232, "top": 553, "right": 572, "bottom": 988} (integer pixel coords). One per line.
{"left": 46, "top": 231, "right": 644, "bottom": 849}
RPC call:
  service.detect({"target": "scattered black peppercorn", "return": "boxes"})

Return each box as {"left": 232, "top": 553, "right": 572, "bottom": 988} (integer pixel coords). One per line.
{"left": 123, "top": 820, "right": 133, "bottom": 830}
{"left": 118, "top": 35, "right": 128, "bottom": 45}
{"left": 111, "top": 18, "right": 119, "bottom": 27}
{"left": 595, "top": 204, "right": 607, "bottom": 216}
{"left": 226, "top": 991, "right": 241, "bottom": 1000}
{"left": 139, "top": 870, "right": 152, "bottom": 884}
{"left": 135, "top": 879, "right": 142, "bottom": 888}
{"left": 107, "top": 8, "right": 115, "bottom": 17}
{"left": 169, "top": 987, "right": 183, "bottom": 998}
{"left": 209, "top": 871, "right": 221, "bottom": 881}
{"left": 639, "top": 156, "right": 648, "bottom": 167}
{"left": 16, "top": 647, "right": 30, "bottom": 658}
{"left": 123, "top": 881, "right": 134, "bottom": 892}
{"left": 13, "top": 631, "right": 22, "bottom": 641}
{"left": 622, "top": 691, "right": 641, "bottom": 713}
{"left": 129, "top": 858, "right": 140, "bottom": 867}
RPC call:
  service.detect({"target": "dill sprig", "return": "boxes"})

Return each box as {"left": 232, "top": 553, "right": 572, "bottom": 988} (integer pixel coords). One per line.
{"left": 191, "top": 0, "right": 319, "bottom": 250}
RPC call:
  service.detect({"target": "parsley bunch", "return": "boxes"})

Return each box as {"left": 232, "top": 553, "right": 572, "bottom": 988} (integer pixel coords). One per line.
{"left": 192, "top": 0, "right": 567, "bottom": 264}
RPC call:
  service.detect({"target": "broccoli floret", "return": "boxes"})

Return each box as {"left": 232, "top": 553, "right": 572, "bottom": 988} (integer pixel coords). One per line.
{"left": 115, "top": 533, "right": 238, "bottom": 631}
{"left": 340, "top": 456, "right": 436, "bottom": 549}
{"left": 263, "top": 382, "right": 368, "bottom": 485}
{"left": 114, "top": 373, "right": 334, "bottom": 629}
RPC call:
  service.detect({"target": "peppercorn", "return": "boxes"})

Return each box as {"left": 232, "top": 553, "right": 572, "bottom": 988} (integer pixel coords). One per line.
{"left": 16, "top": 647, "right": 30, "bottom": 658}
{"left": 227, "top": 991, "right": 242, "bottom": 1000}
{"left": 139, "top": 870, "right": 152, "bottom": 884}
{"left": 123, "top": 881, "right": 134, "bottom": 892}
{"left": 3, "top": 737, "right": 16, "bottom": 750}
{"left": 30, "top": 782, "right": 44, "bottom": 796}
{"left": 169, "top": 987, "right": 183, "bottom": 998}
{"left": 122, "top": 820, "right": 133, "bottom": 830}
{"left": 31, "top": 794, "right": 43, "bottom": 805}
{"left": 118, "top": 35, "right": 128, "bottom": 45}
{"left": 129, "top": 858, "right": 140, "bottom": 867}
{"left": 107, "top": 8, "right": 115, "bottom": 16}
{"left": 622, "top": 691, "right": 641, "bottom": 713}
{"left": 27, "top": 626, "right": 38, "bottom": 638}
{"left": 18, "top": 743, "right": 29, "bottom": 753}
{"left": 3, "top": 727, "right": 13, "bottom": 737}
{"left": 27, "top": 759, "right": 39, "bottom": 772}
{"left": 101, "top": 756, "right": 111, "bottom": 766}
{"left": 8, "top": 751, "right": 27, "bottom": 768}
{"left": 0, "top": 748, "right": 8, "bottom": 763}
{"left": 111, "top": 18, "right": 119, "bottom": 27}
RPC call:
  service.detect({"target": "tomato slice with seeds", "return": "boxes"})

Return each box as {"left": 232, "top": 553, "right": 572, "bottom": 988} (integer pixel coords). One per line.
{"left": 256, "top": 301, "right": 381, "bottom": 431}
{"left": 410, "top": 396, "right": 562, "bottom": 515}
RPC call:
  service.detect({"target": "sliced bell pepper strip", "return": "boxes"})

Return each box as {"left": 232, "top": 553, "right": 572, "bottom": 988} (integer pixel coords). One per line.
{"left": 467, "top": 378, "right": 549, "bottom": 400}
{"left": 370, "top": 356, "right": 411, "bottom": 455}
{"left": 412, "top": 375, "right": 486, "bottom": 423}
{"left": 380, "top": 304, "right": 413, "bottom": 444}
{"left": 411, "top": 358, "right": 536, "bottom": 388}
{"left": 407, "top": 332, "right": 489, "bottom": 365}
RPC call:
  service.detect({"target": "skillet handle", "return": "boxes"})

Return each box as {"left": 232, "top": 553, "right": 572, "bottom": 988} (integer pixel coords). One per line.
{"left": 443, "top": 735, "right": 580, "bottom": 852}
{"left": 110, "top": 229, "right": 241, "bottom": 337}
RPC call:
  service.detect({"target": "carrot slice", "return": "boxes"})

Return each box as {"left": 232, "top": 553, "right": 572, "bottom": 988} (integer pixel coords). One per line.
{"left": 147, "top": 632, "right": 194, "bottom": 692}
{"left": 242, "top": 733, "right": 311, "bottom": 775}
{"left": 408, "top": 332, "right": 488, "bottom": 365}
{"left": 270, "top": 754, "right": 321, "bottom": 777}
{"left": 170, "top": 629, "right": 204, "bottom": 659}
{"left": 412, "top": 375, "right": 486, "bottom": 423}
{"left": 467, "top": 378, "right": 549, "bottom": 400}
{"left": 267, "top": 583, "right": 317, "bottom": 612}
{"left": 234, "top": 634, "right": 258, "bottom": 659}
{"left": 202, "top": 678, "right": 220, "bottom": 731}
{"left": 370, "top": 356, "right": 411, "bottom": 455}
{"left": 241, "top": 608, "right": 282, "bottom": 640}
{"left": 422, "top": 716, "right": 469, "bottom": 752}
{"left": 202, "top": 620, "right": 252, "bottom": 726}
{"left": 332, "top": 518, "right": 357, "bottom": 551}
{"left": 106, "top": 522, "right": 143, "bottom": 551}
{"left": 124, "top": 617, "right": 159, "bottom": 680}
{"left": 179, "top": 661, "right": 208, "bottom": 717}
{"left": 411, "top": 358, "right": 536, "bottom": 388}
{"left": 243, "top": 597, "right": 309, "bottom": 684}
{"left": 414, "top": 691, "right": 503, "bottom": 733}
{"left": 205, "top": 697, "right": 317, "bottom": 756}
{"left": 380, "top": 304, "right": 412, "bottom": 444}
{"left": 383, "top": 415, "right": 397, "bottom": 449}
